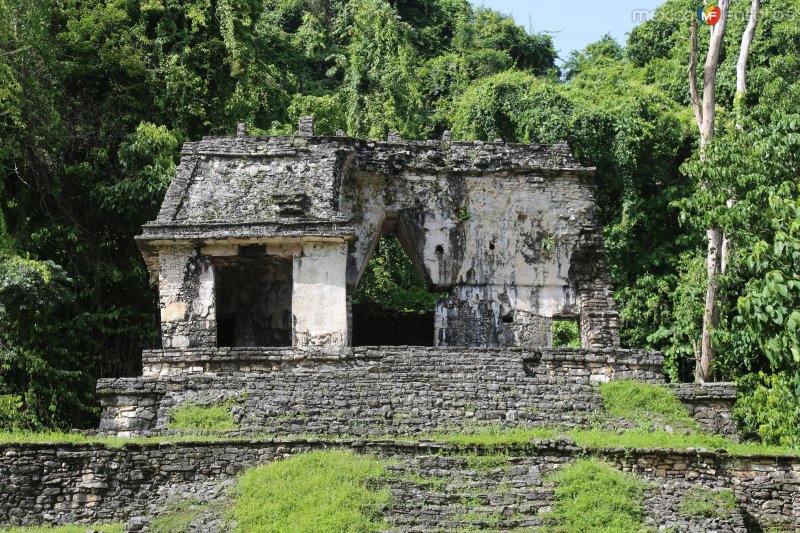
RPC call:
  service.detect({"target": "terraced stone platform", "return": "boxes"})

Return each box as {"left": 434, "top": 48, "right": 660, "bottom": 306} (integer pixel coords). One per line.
{"left": 3, "top": 437, "right": 792, "bottom": 531}
{"left": 97, "top": 347, "right": 735, "bottom": 438}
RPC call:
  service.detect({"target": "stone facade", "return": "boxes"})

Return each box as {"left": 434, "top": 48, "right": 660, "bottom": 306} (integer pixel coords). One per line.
{"left": 97, "top": 347, "right": 662, "bottom": 437}
{"left": 96, "top": 346, "right": 737, "bottom": 439}
{"left": 0, "top": 439, "right": 797, "bottom": 531}
{"left": 138, "top": 119, "right": 618, "bottom": 350}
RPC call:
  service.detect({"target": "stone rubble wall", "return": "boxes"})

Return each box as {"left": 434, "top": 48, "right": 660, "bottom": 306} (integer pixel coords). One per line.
{"left": 0, "top": 439, "right": 796, "bottom": 530}
{"left": 96, "top": 347, "right": 733, "bottom": 438}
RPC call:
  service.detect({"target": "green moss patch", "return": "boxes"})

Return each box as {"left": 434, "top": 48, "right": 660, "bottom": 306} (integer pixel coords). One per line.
{"left": 679, "top": 486, "right": 736, "bottom": 519}
{"left": 231, "top": 450, "right": 389, "bottom": 532}
{"left": 599, "top": 380, "right": 701, "bottom": 432}
{"left": 167, "top": 400, "right": 236, "bottom": 432}
{"left": 542, "top": 458, "right": 649, "bottom": 533}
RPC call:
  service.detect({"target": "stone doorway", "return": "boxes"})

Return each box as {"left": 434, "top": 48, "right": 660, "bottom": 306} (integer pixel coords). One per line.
{"left": 214, "top": 248, "right": 293, "bottom": 347}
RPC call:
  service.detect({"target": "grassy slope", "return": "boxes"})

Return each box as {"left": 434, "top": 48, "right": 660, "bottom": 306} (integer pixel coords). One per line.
{"left": 541, "top": 458, "right": 649, "bottom": 533}
{"left": 232, "top": 450, "right": 389, "bottom": 533}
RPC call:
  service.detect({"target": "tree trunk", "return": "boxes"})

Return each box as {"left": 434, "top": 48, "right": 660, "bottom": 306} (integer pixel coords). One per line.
{"left": 736, "top": 0, "right": 761, "bottom": 102}
{"left": 689, "top": 1, "right": 730, "bottom": 382}
{"left": 698, "top": 227, "right": 723, "bottom": 382}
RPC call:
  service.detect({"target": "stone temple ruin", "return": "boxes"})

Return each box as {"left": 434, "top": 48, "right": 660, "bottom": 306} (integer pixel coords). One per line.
{"left": 94, "top": 117, "right": 740, "bottom": 438}
{"left": 136, "top": 118, "right": 617, "bottom": 351}
{"left": 2, "top": 119, "right": 798, "bottom": 532}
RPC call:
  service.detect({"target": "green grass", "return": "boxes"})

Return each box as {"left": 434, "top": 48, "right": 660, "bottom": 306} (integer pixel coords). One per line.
{"left": 0, "top": 431, "right": 260, "bottom": 448}
{"left": 150, "top": 498, "right": 217, "bottom": 533}
{"left": 0, "top": 524, "right": 123, "bottom": 533}
{"left": 541, "top": 458, "right": 649, "bottom": 533}
{"left": 231, "top": 450, "right": 389, "bottom": 533}
{"left": 426, "top": 424, "right": 800, "bottom": 456}
{"left": 679, "top": 486, "right": 736, "bottom": 519}
{"left": 599, "top": 380, "right": 701, "bottom": 432}
{"left": 167, "top": 400, "right": 237, "bottom": 432}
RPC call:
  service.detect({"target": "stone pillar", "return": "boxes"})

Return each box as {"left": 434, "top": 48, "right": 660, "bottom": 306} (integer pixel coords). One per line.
{"left": 292, "top": 241, "right": 349, "bottom": 348}
{"left": 158, "top": 246, "right": 216, "bottom": 348}
{"left": 299, "top": 116, "right": 314, "bottom": 137}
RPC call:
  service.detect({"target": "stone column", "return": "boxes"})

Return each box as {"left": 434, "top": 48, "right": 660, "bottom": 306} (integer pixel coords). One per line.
{"left": 158, "top": 246, "right": 217, "bottom": 348}
{"left": 292, "top": 241, "right": 349, "bottom": 348}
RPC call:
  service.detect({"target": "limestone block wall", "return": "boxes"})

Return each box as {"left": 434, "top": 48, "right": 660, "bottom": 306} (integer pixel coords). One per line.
{"left": 96, "top": 347, "right": 734, "bottom": 438}
{"left": 0, "top": 439, "right": 797, "bottom": 530}
{"left": 343, "top": 158, "right": 618, "bottom": 349}
{"left": 158, "top": 247, "right": 216, "bottom": 348}
{"left": 669, "top": 382, "right": 739, "bottom": 436}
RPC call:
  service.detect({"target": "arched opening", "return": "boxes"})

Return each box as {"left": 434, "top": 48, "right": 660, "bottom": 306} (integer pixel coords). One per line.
{"left": 352, "top": 230, "right": 442, "bottom": 346}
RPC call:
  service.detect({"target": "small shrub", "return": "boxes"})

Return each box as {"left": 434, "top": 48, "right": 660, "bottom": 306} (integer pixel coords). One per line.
{"left": 679, "top": 486, "right": 736, "bottom": 519}
{"left": 542, "top": 458, "right": 648, "bottom": 533}
{"left": 167, "top": 400, "right": 236, "bottom": 432}
{"left": 552, "top": 320, "right": 580, "bottom": 348}
{"left": 232, "top": 450, "right": 389, "bottom": 532}
{"left": 599, "top": 380, "right": 700, "bottom": 432}
{"left": 734, "top": 372, "right": 800, "bottom": 448}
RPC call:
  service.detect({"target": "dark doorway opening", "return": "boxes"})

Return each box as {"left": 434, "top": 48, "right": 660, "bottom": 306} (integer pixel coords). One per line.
{"left": 352, "top": 233, "right": 441, "bottom": 346}
{"left": 214, "top": 252, "right": 293, "bottom": 347}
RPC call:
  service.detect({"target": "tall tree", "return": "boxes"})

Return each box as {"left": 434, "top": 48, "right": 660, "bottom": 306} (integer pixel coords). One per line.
{"left": 689, "top": 0, "right": 731, "bottom": 382}
{"left": 689, "top": 0, "right": 760, "bottom": 382}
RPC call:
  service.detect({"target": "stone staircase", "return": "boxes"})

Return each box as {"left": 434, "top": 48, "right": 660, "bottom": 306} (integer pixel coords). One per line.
{"left": 382, "top": 455, "right": 558, "bottom": 532}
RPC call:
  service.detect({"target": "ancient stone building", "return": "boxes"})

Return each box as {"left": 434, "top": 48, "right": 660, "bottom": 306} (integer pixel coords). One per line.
{"left": 94, "top": 118, "right": 736, "bottom": 439}
{"left": 137, "top": 118, "right": 618, "bottom": 351}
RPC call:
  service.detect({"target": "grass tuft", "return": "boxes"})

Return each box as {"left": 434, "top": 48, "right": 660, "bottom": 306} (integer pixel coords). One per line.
{"left": 679, "top": 486, "right": 736, "bottom": 519}
{"left": 232, "top": 450, "right": 389, "bottom": 533}
{"left": 167, "top": 400, "right": 236, "bottom": 432}
{"left": 599, "top": 380, "right": 701, "bottom": 432}
{"left": 542, "top": 458, "right": 649, "bottom": 533}
{"left": 150, "top": 498, "right": 213, "bottom": 533}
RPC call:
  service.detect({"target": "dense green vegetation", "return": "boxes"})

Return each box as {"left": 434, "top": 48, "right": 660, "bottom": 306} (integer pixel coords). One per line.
{"left": 232, "top": 450, "right": 389, "bottom": 532}
{"left": 354, "top": 234, "right": 441, "bottom": 313}
{"left": 541, "top": 458, "right": 649, "bottom": 533}
{"left": 0, "top": 0, "right": 798, "bottom": 447}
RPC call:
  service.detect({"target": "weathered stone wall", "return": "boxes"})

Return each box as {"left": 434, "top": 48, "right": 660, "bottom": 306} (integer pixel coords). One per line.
{"left": 158, "top": 247, "right": 216, "bottom": 349}
{"left": 670, "top": 383, "right": 739, "bottom": 437}
{"left": 95, "top": 347, "right": 736, "bottom": 438}
{"left": 291, "top": 241, "right": 349, "bottom": 347}
{"left": 605, "top": 447, "right": 800, "bottom": 530}
{"left": 139, "top": 134, "right": 619, "bottom": 350}
{"left": 0, "top": 439, "right": 796, "bottom": 530}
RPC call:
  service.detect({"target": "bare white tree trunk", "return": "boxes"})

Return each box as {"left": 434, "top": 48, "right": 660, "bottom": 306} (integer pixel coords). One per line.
{"left": 690, "top": 0, "right": 760, "bottom": 382}
{"left": 737, "top": 0, "right": 761, "bottom": 101}
{"left": 689, "top": 1, "right": 730, "bottom": 382}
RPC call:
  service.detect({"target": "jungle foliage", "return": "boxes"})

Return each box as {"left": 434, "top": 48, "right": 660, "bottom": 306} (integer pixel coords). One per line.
{"left": 0, "top": 0, "right": 798, "bottom": 448}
